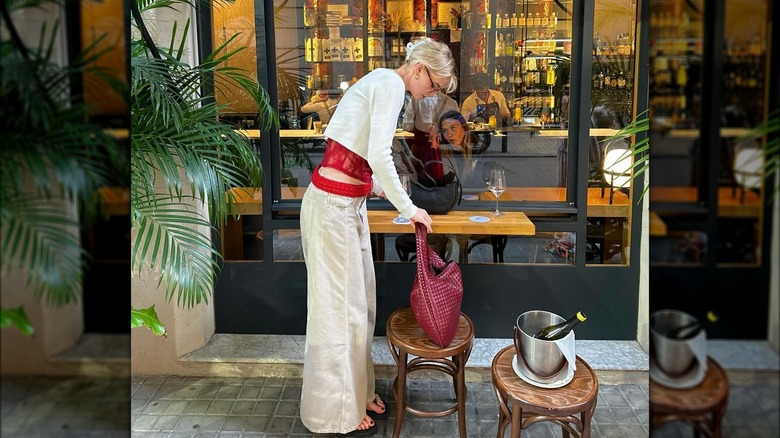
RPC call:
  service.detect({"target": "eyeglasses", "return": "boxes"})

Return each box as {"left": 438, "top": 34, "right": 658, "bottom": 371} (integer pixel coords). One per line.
{"left": 423, "top": 66, "right": 445, "bottom": 92}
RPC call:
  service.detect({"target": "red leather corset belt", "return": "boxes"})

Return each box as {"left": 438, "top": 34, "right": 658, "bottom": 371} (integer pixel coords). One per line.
{"left": 312, "top": 139, "right": 373, "bottom": 197}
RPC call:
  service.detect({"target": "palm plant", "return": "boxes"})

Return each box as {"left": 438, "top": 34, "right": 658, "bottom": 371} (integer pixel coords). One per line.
{"left": 130, "top": 0, "right": 275, "bottom": 333}
{"left": 0, "top": 0, "right": 129, "bottom": 334}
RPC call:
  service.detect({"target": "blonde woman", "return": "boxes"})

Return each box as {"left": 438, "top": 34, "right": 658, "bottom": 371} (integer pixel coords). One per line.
{"left": 299, "top": 38, "right": 457, "bottom": 436}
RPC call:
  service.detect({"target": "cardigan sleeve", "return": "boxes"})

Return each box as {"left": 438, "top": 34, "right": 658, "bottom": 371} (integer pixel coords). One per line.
{"left": 365, "top": 79, "right": 417, "bottom": 219}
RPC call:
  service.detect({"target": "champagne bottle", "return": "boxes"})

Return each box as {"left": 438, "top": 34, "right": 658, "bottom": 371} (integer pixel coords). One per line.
{"left": 666, "top": 311, "right": 718, "bottom": 340}
{"left": 533, "top": 311, "right": 587, "bottom": 340}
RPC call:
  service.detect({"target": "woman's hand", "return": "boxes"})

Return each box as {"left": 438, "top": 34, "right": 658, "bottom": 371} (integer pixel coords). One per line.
{"left": 428, "top": 126, "right": 440, "bottom": 149}
{"left": 410, "top": 208, "right": 433, "bottom": 232}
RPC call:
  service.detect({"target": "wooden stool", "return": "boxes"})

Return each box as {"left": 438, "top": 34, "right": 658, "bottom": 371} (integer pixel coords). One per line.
{"left": 491, "top": 345, "right": 598, "bottom": 438}
{"left": 386, "top": 306, "right": 475, "bottom": 438}
{"left": 650, "top": 357, "right": 729, "bottom": 437}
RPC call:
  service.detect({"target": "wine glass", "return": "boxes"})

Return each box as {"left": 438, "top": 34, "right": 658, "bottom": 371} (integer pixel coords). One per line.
{"left": 481, "top": 161, "right": 497, "bottom": 189}
{"left": 393, "top": 174, "right": 412, "bottom": 224}
{"left": 488, "top": 168, "right": 506, "bottom": 217}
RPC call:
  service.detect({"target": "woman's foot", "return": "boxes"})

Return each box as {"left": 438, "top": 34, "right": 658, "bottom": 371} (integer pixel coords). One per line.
{"left": 343, "top": 415, "right": 376, "bottom": 436}
{"left": 366, "top": 393, "right": 387, "bottom": 419}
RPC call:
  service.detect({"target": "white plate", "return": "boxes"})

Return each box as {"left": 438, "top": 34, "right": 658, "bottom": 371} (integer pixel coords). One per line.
{"left": 649, "top": 355, "right": 706, "bottom": 389}
{"left": 512, "top": 354, "right": 574, "bottom": 389}
{"left": 392, "top": 217, "right": 410, "bottom": 225}
{"left": 469, "top": 215, "right": 490, "bottom": 223}
{"left": 461, "top": 194, "right": 478, "bottom": 201}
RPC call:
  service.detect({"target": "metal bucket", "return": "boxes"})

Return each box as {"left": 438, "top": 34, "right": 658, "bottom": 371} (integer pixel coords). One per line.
{"left": 650, "top": 309, "right": 703, "bottom": 377}
{"left": 513, "top": 310, "right": 572, "bottom": 378}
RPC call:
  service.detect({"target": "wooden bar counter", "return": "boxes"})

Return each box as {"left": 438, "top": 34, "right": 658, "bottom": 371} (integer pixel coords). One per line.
{"left": 480, "top": 187, "right": 630, "bottom": 218}
{"left": 650, "top": 186, "right": 762, "bottom": 218}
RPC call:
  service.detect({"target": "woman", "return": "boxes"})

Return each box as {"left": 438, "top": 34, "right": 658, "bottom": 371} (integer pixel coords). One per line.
{"left": 299, "top": 38, "right": 457, "bottom": 436}
{"left": 438, "top": 110, "right": 482, "bottom": 187}
{"left": 301, "top": 89, "right": 340, "bottom": 125}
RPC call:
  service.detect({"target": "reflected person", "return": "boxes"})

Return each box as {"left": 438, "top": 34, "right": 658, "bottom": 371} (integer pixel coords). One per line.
{"left": 437, "top": 110, "right": 484, "bottom": 190}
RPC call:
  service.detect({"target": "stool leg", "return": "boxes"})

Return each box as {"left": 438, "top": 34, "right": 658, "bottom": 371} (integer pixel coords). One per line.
{"left": 511, "top": 404, "right": 522, "bottom": 438}
{"left": 580, "top": 402, "right": 595, "bottom": 438}
{"left": 392, "top": 351, "right": 408, "bottom": 438}
{"left": 493, "top": 386, "right": 510, "bottom": 438}
{"left": 455, "top": 352, "right": 467, "bottom": 438}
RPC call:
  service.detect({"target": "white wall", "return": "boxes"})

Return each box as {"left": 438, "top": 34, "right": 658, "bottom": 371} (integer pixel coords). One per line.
{"left": 130, "top": 2, "right": 212, "bottom": 372}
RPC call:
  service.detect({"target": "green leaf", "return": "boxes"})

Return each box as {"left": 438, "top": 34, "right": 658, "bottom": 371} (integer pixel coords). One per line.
{"left": 605, "top": 110, "right": 650, "bottom": 203}
{"left": 0, "top": 306, "right": 35, "bottom": 336}
{"left": 131, "top": 305, "right": 167, "bottom": 337}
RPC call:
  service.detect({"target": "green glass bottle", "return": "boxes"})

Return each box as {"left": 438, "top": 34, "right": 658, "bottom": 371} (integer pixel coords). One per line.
{"left": 666, "top": 311, "right": 718, "bottom": 340}
{"left": 533, "top": 311, "right": 587, "bottom": 340}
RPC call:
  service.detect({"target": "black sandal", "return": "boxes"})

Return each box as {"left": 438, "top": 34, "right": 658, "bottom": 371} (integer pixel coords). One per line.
{"left": 366, "top": 394, "right": 388, "bottom": 420}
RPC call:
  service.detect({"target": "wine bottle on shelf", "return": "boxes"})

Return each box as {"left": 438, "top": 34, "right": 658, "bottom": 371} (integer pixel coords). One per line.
{"left": 533, "top": 311, "right": 587, "bottom": 340}
{"left": 665, "top": 311, "right": 718, "bottom": 340}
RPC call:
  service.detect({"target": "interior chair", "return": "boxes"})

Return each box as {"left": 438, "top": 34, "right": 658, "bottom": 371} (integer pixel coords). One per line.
{"left": 602, "top": 138, "right": 633, "bottom": 204}
{"left": 732, "top": 140, "right": 763, "bottom": 204}
{"left": 465, "top": 235, "right": 508, "bottom": 263}
{"left": 395, "top": 233, "right": 452, "bottom": 262}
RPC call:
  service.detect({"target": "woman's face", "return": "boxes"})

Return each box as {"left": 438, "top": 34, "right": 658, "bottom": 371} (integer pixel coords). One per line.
{"left": 441, "top": 118, "right": 465, "bottom": 146}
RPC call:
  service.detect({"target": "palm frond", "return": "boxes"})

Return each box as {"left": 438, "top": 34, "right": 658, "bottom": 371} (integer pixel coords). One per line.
{"left": 1, "top": 2, "right": 129, "bottom": 306}
{"left": 1, "top": 194, "right": 84, "bottom": 306}
{"left": 605, "top": 110, "right": 650, "bottom": 202}
{"left": 131, "top": 0, "right": 272, "bottom": 308}
{"left": 131, "top": 198, "right": 219, "bottom": 307}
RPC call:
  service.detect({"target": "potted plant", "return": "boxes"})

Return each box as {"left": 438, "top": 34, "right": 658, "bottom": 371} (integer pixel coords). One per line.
{"left": 1, "top": 0, "right": 128, "bottom": 334}
{"left": 129, "top": 0, "right": 276, "bottom": 334}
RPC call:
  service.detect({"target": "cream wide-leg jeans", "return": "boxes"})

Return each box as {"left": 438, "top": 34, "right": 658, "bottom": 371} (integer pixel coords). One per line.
{"left": 299, "top": 184, "right": 377, "bottom": 434}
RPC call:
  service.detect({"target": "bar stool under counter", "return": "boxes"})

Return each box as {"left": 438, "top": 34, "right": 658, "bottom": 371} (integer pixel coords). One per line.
{"left": 491, "top": 345, "right": 598, "bottom": 438}
{"left": 385, "top": 306, "right": 475, "bottom": 438}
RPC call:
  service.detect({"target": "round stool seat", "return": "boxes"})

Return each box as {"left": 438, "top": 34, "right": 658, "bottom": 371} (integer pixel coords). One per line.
{"left": 387, "top": 306, "right": 475, "bottom": 357}
{"left": 650, "top": 357, "right": 729, "bottom": 437}
{"left": 386, "top": 306, "right": 475, "bottom": 438}
{"left": 492, "top": 345, "right": 598, "bottom": 437}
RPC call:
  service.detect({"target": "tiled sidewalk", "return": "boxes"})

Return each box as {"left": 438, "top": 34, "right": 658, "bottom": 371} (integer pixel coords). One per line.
{"left": 1, "top": 374, "right": 778, "bottom": 437}
{"left": 129, "top": 376, "right": 649, "bottom": 437}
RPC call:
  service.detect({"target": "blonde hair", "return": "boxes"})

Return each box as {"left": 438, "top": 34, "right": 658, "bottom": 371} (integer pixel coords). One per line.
{"left": 405, "top": 38, "right": 458, "bottom": 94}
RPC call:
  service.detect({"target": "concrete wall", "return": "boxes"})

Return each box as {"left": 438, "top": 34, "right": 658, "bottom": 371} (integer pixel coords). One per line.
{"left": 129, "top": 2, "right": 212, "bottom": 373}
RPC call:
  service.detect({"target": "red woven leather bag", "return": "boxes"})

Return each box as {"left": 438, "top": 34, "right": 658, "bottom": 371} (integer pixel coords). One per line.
{"left": 410, "top": 223, "right": 464, "bottom": 347}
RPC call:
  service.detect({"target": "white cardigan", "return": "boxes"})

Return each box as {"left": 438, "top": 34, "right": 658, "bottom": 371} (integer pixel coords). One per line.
{"left": 323, "top": 69, "right": 417, "bottom": 219}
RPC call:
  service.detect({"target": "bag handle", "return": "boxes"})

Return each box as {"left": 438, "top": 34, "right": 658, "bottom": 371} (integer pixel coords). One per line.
{"left": 414, "top": 223, "right": 447, "bottom": 277}
{"left": 417, "top": 159, "right": 460, "bottom": 186}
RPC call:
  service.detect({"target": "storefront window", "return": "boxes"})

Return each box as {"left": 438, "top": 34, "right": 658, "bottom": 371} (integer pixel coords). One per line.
{"left": 649, "top": 0, "right": 769, "bottom": 266}
{"left": 212, "top": 0, "right": 642, "bottom": 265}
{"left": 80, "top": 0, "right": 128, "bottom": 127}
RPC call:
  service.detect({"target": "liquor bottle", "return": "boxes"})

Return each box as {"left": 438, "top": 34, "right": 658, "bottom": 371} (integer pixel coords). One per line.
{"left": 604, "top": 69, "right": 612, "bottom": 88}
{"left": 505, "top": 34, "right": 514, "bottom": 56}
{"left": 510, "top": 13, "right": 517, "bottom": 28}
{"left": 665, "top": 311, "right": 718, "bottom": 340}
{"left": 519, "top": 13, "right": 525, "bottom": 26}
{"left": 534, "top": 13, "right": 541, "bottom": 27}
{"left": 617, "top": 71, "right": 626, "bottom": 88}
{"left": 546, "top": 64, "right": 555, "bottom": 85}
{"left": 533, "top": 312, "right": 587, "bottom": 340}
{"left": 503, "top": 14, "right": 510, "bottom": 28}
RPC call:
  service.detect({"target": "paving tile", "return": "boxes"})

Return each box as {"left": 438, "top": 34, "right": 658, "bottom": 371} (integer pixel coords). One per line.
{"left": 173, "top": 414, "right": 226, "bottom": 432}
{"left": 222, "top": 415, "right": 270, "bottom": 432}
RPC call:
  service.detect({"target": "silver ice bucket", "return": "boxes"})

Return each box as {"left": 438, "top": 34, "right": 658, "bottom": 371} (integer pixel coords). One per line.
{"left": 650, "top": 309, "right": 706, "bottom": 377}
{"left": 513, "top": 310, "right": 573, "bottom": 378}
